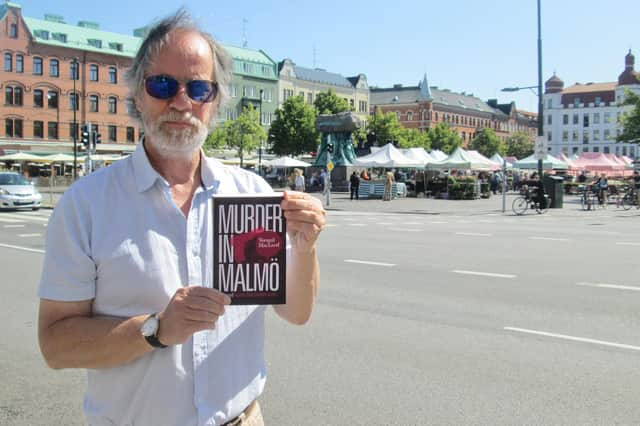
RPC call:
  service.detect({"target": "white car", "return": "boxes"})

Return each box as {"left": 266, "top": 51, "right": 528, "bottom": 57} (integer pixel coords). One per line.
{"left": 0, "top": 172, "right": 42, "bottom": 210}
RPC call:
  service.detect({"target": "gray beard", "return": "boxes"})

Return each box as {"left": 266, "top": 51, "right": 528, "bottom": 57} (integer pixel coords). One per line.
{"left": 142, "top": 115, "right": 208, "bottom": 160}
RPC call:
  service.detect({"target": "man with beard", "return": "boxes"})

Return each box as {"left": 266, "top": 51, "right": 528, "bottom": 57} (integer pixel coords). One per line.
{"left": 37, "top": 10, "right": 325, "bottom": 426}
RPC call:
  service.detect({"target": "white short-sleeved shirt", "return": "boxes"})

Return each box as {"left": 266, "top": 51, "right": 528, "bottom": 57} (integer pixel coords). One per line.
{"left": 39, "top": 142, "right": 274, "bottom": 426}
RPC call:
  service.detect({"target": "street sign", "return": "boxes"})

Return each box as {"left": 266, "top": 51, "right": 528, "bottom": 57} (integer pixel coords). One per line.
{"left": 534, "top": 136, "right": 547, "bottom": 160}
{"left": 327, "top": 161, "right": 334, "bottom": 172}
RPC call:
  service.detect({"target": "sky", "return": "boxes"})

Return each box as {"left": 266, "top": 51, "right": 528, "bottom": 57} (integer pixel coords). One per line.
{"left": 17, "top": 0, "right": 639, "bottom": 113}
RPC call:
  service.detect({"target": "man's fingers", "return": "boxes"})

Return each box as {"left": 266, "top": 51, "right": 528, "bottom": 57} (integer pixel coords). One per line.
{"left": 184, "top": 286, "right": 231, "bottom": 305}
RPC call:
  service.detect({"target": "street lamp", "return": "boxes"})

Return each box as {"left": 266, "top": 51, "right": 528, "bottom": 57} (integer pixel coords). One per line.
{"left": 501, "top": 0, "right": 544, "bottom": 180}
{"left": 72, "top": 57, "right": 79, "bottom": 179}
{"left": 259, "top": 89, "right": 264, "bottom": 176}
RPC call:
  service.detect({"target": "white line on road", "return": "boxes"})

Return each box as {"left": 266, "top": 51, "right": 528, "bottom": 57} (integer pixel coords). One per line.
{"left": 376, "top": 222, "right": 394, "bottom": 225}
{"left": 528, "top": 236, "right": 570, "bottom": 241}
{"left": 404, "top": 222, "right": 423, "bottom": 226}
{"left": 0, "top": 216, "right": 24, "bottom": 223}
{"left": 18, "top": 233, "right": 42, "bottom": 238}
{"left": 0, "top": 213, "right": 49, "bottom": 222}
{"left": 576, "top": 282, "right": 640, "bottom": 292}
{"left": 452, "top": 270, "right": 516, "bottom": 278}
{"left": 388, "top": 227, "right": 422, "bottom": 232}
{"left": 0, "top": 243, "right": 44, "bottom": 254}
{"left": 616, "top": 242, "right": 640, "bottom": 246}
{"left": 3, "top": 224, "right": 25, "bottom": 228}
{"left": 455, "top": 232, "right": 492, "bottom": 237}
{"left": 504, "top": 327, "right": 640, "bottom": 352}
{"left": 431, "top": 221, "right": 448, "bottom": 224}
{"left": 348, "top": 223, "right": 366, "bottom": 227}
{"left": 345, "top": 259, "right": 395, "bottom": 267}
{"left": 324, "top": 224, "right": 337, "bottom": 227}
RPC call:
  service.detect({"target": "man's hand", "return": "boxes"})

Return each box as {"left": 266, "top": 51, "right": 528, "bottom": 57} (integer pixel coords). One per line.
{"left": 157, "top": 287, "right": 231, "bottom": 345}
{"left": 281, "top": 191, "right": 326, "bottom": 253}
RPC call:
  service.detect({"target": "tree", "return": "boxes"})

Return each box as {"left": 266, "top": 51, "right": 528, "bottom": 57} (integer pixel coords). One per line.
{"left": 367, "top": 107, "right": 404, "bottom": 146}
{"left": 268, "top": 96, "right": 319, "bottom": 156}
{"left": 617, "top": 89, "right": 640, "bottom": 145}
{"left": 203, "top": 124, "right": 229, "bottom": 154}
{"left": 398, "top": 127, "right": 431, "bottom": 150}
{"left": 426, "top": 123, "right": 462, "bottom": 154}
{"left": 505, "top": 131, "right": 534, "bottom": 158}
{"left": 225, "top": 104, "right": 266, "bottom": 164}
{"left": 314, "top": 88, "right": 352, "bottom": 115}
{"left": 469, "top": 128, "right": 505, "bottom": 157}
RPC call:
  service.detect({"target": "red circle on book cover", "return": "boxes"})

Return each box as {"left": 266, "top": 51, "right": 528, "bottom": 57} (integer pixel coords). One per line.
{"left": 255, "top": 231, "right": 283, "bottom": 259}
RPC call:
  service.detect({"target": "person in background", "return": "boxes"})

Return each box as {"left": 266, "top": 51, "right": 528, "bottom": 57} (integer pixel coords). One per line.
{"left": 294, "top": 168, "right": 305, "bottom": 192}
{"left": 349, "top": 170, "right": 360, "bottom": 200}
{"left": 595, "top": 172, "right": 608, "bottom": 207}
{"left": 383, "top": 171, "right": 394, "bottom": 201}
{"left": 37, "top": 10, "right": 325, "bottom": 426}
{"left": 360, "top": 169, "right": 370, "bottom": 181}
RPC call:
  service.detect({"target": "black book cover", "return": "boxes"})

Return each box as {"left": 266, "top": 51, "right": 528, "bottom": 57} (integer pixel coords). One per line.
{"left": 212, "top": 193, "right": 286, "bottom": 305}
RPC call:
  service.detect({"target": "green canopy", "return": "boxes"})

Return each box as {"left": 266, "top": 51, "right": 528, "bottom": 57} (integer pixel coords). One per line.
{"left": 512, "top": 154, "right": 568, "bottom": 170}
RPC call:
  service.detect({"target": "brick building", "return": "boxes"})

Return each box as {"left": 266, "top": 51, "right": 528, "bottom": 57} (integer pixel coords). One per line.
{"left": 370, "top": 74, "right": 537, "bottom": 146}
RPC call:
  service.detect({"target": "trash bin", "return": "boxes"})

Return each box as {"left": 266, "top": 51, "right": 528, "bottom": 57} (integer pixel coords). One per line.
{"left": 543, "top": 175, "right": 564, "bottom": 208}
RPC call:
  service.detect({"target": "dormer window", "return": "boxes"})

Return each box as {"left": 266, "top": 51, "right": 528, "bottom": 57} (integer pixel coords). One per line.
{"left": 52, "top": 33, "right": 67, "bottom": 43}
{"left": 88, "top": 39, "right": 102, "bottom": 48}
{"left": 109, "top": 42, "right": 123, "bottom": 52}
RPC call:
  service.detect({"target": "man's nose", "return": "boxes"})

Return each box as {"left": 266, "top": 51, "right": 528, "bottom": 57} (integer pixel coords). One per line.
{"left": 169, "top": 86, "right": 192, "bottom": 111}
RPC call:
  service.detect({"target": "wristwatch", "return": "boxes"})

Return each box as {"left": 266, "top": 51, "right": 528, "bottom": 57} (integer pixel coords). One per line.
{"left": 140, "top": 313, "right": 167, "bottom": 348}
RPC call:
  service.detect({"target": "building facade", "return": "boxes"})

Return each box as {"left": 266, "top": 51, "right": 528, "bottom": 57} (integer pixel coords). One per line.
{"left": 370, "top": 75, "right": 537, "bottom": 146}
{"left": 278, "top": 59, "right": 370, "bottom": 124}
{"left": 543, "top": 50, "right": 640, "bottom": 158}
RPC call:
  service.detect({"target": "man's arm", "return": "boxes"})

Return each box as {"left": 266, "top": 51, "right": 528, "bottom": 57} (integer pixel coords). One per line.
{"left": 274, "top": 191, "right": 324, "bottom": 325}
{"left": 38, "top": 287, "right": 231, "bottom": 370}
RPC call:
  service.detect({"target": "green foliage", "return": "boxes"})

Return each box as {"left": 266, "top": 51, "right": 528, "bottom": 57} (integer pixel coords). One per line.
{"left": 617, "top": 89, "right": 640, "bottom": 144}
{"left": 225, "top": 104, "right": 266, "bottom": 160}
{"left": 351, "top": 126, "right": 367, "bottom": 147}
{"left": 367, "top": 107, "right": 404, "bottom": 146}
{"left": 203, "top": 124, "right": 229, "bottom": 154}
{"left": 426, "top": 123, "right": 462, "bottom": 154}
{"left": 398, "top": 127, "right": 431, "bottom": 150}
{"left": 314, "top": 88, "right": 352, "bottom": 115}
{"left": 269, "top": 96, "right": 319, "bottom": 156}
{"left": 505, "top": 131, "right": 534, "bottom": 158}
{"left": 469, "top": 128, "right": 505, "bottom": 157}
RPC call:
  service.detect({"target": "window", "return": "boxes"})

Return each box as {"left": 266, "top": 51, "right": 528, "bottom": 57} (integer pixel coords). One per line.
{"left": 33, "top": 57, "right": 42, "bottom": 75}
{"left": 90, "top": 95, "right": 99, "bottom": 112}
{"left": 50, "top": 59, "right": 59, "bottom": 77}
{"left": 5, "top": 119, "right": 13, "bottom": 137}
{"left": 10, "top": 23, "right": 17, "bottom": 38}
{"left": 603, "top": 146, "right": 610, "bottom": 154}
{"left": 593, "top": 113, "right": 600, "bottom": 124}
{"left": 593, "top": 146, "right": 599, "bottom": 153}
{"left": 604, "top": 112, "right": 611, "bottom": 123}
{"left": 108, "top": 67, "right": 117, "bottom": 84}
{"left": 547, "top": 131, "right": 552, "bottom": 142}
{"left": 562, "top": 130, "right": 568, "bottom": 142}
{"left": 90, "top": 64, "right": 99, "bottom": 81}
{"left": 4, "top": 53, "right": 12, "bottom": 71}
{"left": 108, "top": 125, "right": 117, "bottom": 142}
{"left": 583, "top": 113, "right": 589, "bottom": 127}
{"left": 13, "top": 87, "right": 22, "bottom": 106}
{"left": 47, "top": 91, "right": 58, "bottom": 109}
{"left": 547, "top": 115, "right": 552, "bottom": 125}
{"left": 13, "top": 119, "right": 23, "bottom": 138}
{"left": 574, "top": 97, "right": 581, "bottom": 107}
{"left": 595, "top": 96, "right": 601, "bottom": 107}
{"left": 407, "top": 111, "right": 413, "bottom": 121}
{"left": 583, "top": 131, "right": 589, "bottom": 144}
{"left": 359, "top": 100, "right": 368, "bottom": 113}
{"left": 48, "top": 122, "right": 59, "bottom": 139}
{"left": 5, "top": 87, "right": 13, "bottom": 105}
{"left": 16, "top": 54, "right": 23, "bottom": 73}
{"left": 34, "top": 89, "right": 43, "bottom": 107}
{"left": 126, "top": 99, "right": 134, "bottom": 115}
{"left": 593, "top": 130, "right": 600, "bottom": 141}
{"left": 70, "top": 92, "right": 79, "bottom": 110}
{"left": 126, "top": 126, "right": 135, "bottom": 143}
{"left": 52, "top": 33, "right": 67, "bottom": 43}
{"left": 307, "top": 93, "right": 313, "bottom": 105}
{"left": 563, "top": 114, "right": 568, "bottom": 125}
{"left": 108, "top": 97, "right": 117, "bottom": 114}
{"left": 261, "top": 65, "right": 271, "bottom": 76}
{"left": 547, "top": 99, "right": 552, "bottom": 109}
{"left": 604, "top": 129, "right": 611, "bottom": 140}
{"left": 230, "top": 84, "right": 237, "bottom": 98}
{"left": 283, "top": 89, "right": 293, "bottom": 101}
{"left": 573, "top": 113, "right": 579, "bottom": 125}
{"left": 572, "top": 130, "right": 578, "bottom": 142}
{"left": 70, "top": 61, "right": 79, "bottom": 80}
{"left": 33, "top": 120, "right": 43, "bottom": 138}
{"left": 69, "top": 123, "right": 78, "bottom": 141}
{"left": 88, "top": 39, "right": 102, "bottom": 48}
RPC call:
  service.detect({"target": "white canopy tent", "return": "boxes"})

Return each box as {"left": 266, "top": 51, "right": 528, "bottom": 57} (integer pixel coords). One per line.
{"left": 490, "top": 153, "right": 513, "bottom": 169}
{"left": 400, "top": 148, "right": 434, "bottom": 166}
{"left": 354, "top": 143, "right": 422, "bottom": 168}
{"left": 264, "top": 156, "right": 311, "bottom": 168}
{"left": 427, "top": 147, "right": 498, "bottom": 171}
{"left": 0, "top": 152, "right": 44, "bottom": 161}
{"left": 429, "top": 150, "right": 448, "bottom": 161}
{"left": 512, "top": 153, "right": 568, "bottom": 170}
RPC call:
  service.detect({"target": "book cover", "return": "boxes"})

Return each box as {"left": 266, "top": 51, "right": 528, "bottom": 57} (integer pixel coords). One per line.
{"left": 212, "top": 193, "right": 286, "bottom": 305}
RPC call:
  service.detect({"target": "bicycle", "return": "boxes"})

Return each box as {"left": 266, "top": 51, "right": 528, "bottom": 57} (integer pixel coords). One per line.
{"left": 578, "top": 184, "right": 598, "bottom": 211}
{"left": 512, "top": 186, "right": 549, "bottom": 215}
{"left": 621, "top": 186, "right": 639, "bottom": 210}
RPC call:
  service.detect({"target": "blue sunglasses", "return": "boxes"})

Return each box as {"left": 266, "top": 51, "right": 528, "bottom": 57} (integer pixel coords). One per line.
{"left": 144, "top": 75, "right": 218, "bottom": 103}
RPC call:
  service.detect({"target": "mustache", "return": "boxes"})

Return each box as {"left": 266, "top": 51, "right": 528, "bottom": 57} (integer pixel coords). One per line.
{"left": 158, "top": 112, "right": 203, "bottom": 127}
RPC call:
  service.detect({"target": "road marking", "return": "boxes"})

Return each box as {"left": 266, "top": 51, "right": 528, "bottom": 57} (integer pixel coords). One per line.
{"left": 0, "top": 212, "right": 49, "bottom": 222}
{"left": 348, "top": 223, "right": 366, "bottom": 227}
{"left": 452, "top": 270, "right": 516, "bottom": 278}
{"left": 0, "top": 243, "right": 44, "bottom": 254}
{"left": 376, "top": 222, "right": 394, "bottom": 225}
{"left": 3, "top": 224, "right": 25, "bottom": 228}
{"left": 345, "top": 259, "right": 395, "bottom": 267}
{"left": 404, "top": 222, "right": 422, "bottom": 226}
{"left": 577, "top": 282, "right": 640, "bottom": 292}
{"left": 616, "top": 242, "right": 640, "bottom": 246}
{"left": 18, "top": 233, "right": 42, "bottom": 238}
{"left": 455, "top": 232, "right": 492, "bottom": 237}
{"left": 0, "top": 216, "right": 24, "bottom": 223}
{"left": 431, "top": 221, "right": 448, "bottom": 224}
{"left": 528, "top": 236, "right": 570, "bottom": 241}
{"left": 504, "top": 327, "right": 640, "bottom": 352}
{"left": 324, "top": 224, "right": 337, "bottom": 227}
{"left": 388, "top": 227, "right": 421, "bottom": 232}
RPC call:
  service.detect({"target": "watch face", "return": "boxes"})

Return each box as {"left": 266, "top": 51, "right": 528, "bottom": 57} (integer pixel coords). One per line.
{"left": 141, "top": 315, "right": 158, "bottom": 337}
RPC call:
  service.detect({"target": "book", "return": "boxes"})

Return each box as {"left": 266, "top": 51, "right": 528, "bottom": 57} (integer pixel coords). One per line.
{"left": 212, "top": 193, "right": 287, "bottom": 305}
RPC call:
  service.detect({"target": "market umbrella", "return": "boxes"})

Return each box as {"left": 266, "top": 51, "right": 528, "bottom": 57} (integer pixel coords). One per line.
{"left": 264, "top": 156, "right": 311, "bottom": 167}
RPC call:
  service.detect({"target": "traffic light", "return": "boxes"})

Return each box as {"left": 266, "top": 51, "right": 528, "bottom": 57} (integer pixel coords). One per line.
{"left": 92, "top": 131, "right": 102, "bottom": 149}
{"left": 327, "top": 143, "right": 334, "bottom": 154}
{"left": 81, "top": 125, "right": 90, "bottom": 148}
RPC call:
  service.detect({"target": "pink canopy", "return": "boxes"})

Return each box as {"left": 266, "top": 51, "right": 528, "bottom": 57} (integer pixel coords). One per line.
{"left": 571, "top": 153, "right": 629, "bottom": 176}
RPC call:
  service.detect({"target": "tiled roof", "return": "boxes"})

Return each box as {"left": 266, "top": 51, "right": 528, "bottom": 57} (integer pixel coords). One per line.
{"left": 224, "top": 45, "right": 275, "bottom": 65}
{"left": 562, "top": 82, "right": 616, "bottom": 94}
{"left": 293, "top": 66, "right": 354, "bottom": 88}
{"left": 22, "top": 16, "right": 142, "bottom": 57}
{"left": 371, "top": 85, "right": 500, "bottom": 114}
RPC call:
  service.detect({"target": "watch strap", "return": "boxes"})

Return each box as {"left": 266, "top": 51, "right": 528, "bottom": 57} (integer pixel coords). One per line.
{"left": 145, "top": 333, "right": 168, "bottom": 348}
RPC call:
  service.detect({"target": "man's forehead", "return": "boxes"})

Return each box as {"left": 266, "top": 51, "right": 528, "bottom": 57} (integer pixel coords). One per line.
{"left": 149, "top": 30, "right": 213, "bottom": 73}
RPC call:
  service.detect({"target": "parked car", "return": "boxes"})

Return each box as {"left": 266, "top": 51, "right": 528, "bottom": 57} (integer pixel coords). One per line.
{"left": 0, "top": 172, "right": 42, "bottom": 210}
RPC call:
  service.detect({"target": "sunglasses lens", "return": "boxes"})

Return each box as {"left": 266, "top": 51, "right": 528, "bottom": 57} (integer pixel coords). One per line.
{"left": 187, "top": 80, "right": 218, "bottom": 102}
{"left": 145, "top": 76, "right": 178, "bottom": 100}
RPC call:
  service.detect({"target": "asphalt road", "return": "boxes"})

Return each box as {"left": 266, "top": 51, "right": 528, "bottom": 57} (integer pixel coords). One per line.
{"left": 2, "top": 196, "right": 640, "bottom": 425}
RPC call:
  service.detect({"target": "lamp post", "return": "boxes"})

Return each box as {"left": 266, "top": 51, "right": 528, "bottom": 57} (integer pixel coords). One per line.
{"left": 501, "top": 0, "right": 544, "bottom": 180}
{"left": 72, "top": 57, "right": 78, "bottom": 179}
{"left": 259, "top": 89, "right": 264, "bottom": 176}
